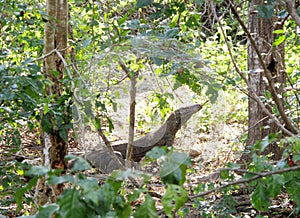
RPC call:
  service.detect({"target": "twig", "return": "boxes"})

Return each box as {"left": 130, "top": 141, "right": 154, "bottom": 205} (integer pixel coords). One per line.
{"left": 148, "top": 61, "right": 164, "bottom": 93}
{"left": 97, "top": 127, "right": 126, "bottom": 170}
{"left": 189, "top": 165, "right": 300, "bottom": 199}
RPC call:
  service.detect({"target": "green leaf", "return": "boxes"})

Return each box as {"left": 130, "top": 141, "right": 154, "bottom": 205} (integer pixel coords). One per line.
{"left": 278, "top": 9, "right": 287, "bottom": 18}
{"left": 136, "top": 0, "right": 151, "bottom": 8}
{"left": 94, "top": 117, "right": 101, "bottom": 130}
{"left": 44, "top": 103, "right": 49, "bottom": 114}
{"left": 127, "top": 188, "right": 147, "bottom": 203}
{"left": 252, "top": 182, "right": 270, "bottom": 211}
{"left": 170, "top": 14, "right": 179, "bottom": 28}
{"left": 41, "top": 114, "right": 53, "bottom": 133}
{"left": 160, "top": 152, "right": 191, "bottom": 185}
{"left": 226, "top": 162, "right": 241, "bottom": 169}
{"left": 76, "top": 176, "right": 99, "bottom": 193}
{"left": 194, "top": 0, "right": 205, "bottom": 5}
{"left": 150, "top": 57, "right": 164, "bottom": 66}
{"left": 118, "top": 14, "right": 128, "bottom": 25}
{"left": 67, "top": 155, "right": 91, "bottom": 172}
{"left": 160, "top": 166, "right": 186, "bottom": 185}
{"left": 205, "top": 83, "right": 221, "bottom": 104}
{"left": 286, "top": 181, "right": 300, "bottom": 204}
{"left": 257, "top": 5, "right": 274, "bottom": 19}
{"left": 96, "top": 183, "right": 119, "bottom": 216}
{"left": 15, "top": 177, "right": 39, "bottom": 212}
{"left": 109, "top": 169, "right": 151, "bottom": 183}
{"left": 47, "top": 174, "right": 74, "bottom": 185}
{"left": 165, "top": 28, "right": 179, "bottom": 38}
{"left": 273, "top": 29, "right": 284, "bottom": 34}
{"left": 106, "top": 116, "right": 114, "bottom": 132}
{"left": 82, "top": 39, "right": 91, "bottom": 47}
{"left": 58, "top": 189, "right": 93, "bottom": 218}
{"left": 267, "top": 174, "right": 284, "bottom": 197}
{"left": 254, "top": 133, "right": 277, "bottom": 153}
{"left": 59, "top": 128, "right": 68, "bottom": 142}
{"left": 273, "top": 35, "right": 285, "bottom": 47}
{"left": 146, "top": 147, "right": 167, "bottom": 159}
{"left": 220, "top": 169, "right": 230, "bottom": 179}
{"left": 36, "top": 204, "right": 59, "bottom": 218}
{"left": 134, "top": 194, "right": 158, "bottom": 218}
{"left": 162, "top": 185, "right": 188, "bottom": 217}
{"left": 25, "top": 165, "right": 50, "bottom": 176}
{"left": 113, "top": 195, "right": 132, "bottom": 218}
{"left": 51, "top": 70, "right": 60, "bottom": 77}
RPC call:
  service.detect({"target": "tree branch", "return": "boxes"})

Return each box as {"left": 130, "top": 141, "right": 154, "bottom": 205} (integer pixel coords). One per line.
{"left": 286, "top": 0, "right": 300, "bottom": 27}
{"left": 189, "top": 165, "right": 300, "bottom": 199}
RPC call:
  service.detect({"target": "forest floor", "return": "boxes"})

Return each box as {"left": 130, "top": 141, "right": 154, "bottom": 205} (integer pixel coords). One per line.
{"left": 68, "top": 74, "right": 296, "bottom": 217}
{"left": 1, "top": 75, "right": 298, "bottom": 217}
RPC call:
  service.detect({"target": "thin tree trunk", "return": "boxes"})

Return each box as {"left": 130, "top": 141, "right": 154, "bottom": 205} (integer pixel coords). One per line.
{"left": 126, "top": 72, "right": 138, "bottom": 166}
{"left": 43, "top": 0, "right": 69, "bottom": 198}
{"left": 245, "top": 0, "right": 285, "bottom": 162}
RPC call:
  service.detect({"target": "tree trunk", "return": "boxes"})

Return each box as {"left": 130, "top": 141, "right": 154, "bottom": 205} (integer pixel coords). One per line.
{"left": 44, "top": 0, "right": 69, "bottom": 196}
{"left": 245, "top": 0, "right": 285, "bottom": 162}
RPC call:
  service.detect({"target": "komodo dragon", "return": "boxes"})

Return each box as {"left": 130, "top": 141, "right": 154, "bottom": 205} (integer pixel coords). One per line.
{"left": 85, "top": 104, "right": 203, "bottom": 173}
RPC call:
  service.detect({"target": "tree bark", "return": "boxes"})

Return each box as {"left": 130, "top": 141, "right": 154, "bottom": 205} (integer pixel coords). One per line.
{"left": 126, "top": 71, "right": 138, "bottom": 165}
{"left": 245, "top": 0, "right": 285, "bottom": 161}
{"left": 43, "top": 0, "right": 69, "bottom": 196}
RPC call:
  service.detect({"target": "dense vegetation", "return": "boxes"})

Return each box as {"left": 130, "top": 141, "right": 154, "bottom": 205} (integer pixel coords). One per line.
{"left": 1, "top": 0, "right": 300, "bottom": 217}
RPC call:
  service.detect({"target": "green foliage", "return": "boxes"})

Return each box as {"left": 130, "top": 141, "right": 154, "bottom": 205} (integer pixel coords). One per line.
{"left": 252, "top": 182, "right": 270, "bottom": 211}
{"left": 146, "top": 147, "right": 167, "bottom": 160}
{"left": 136, "top": 0, "right": 152, "bottom": 9}
{"left": 2, "top": 0, "right": 300, "bottom": 217}
{"left": 134, "top": 194, "right": 158, "bottom": 218}
{"left": 65, "top": 155, "right": 91, "bottom": 173}
{"left": 36, "top": 204, "right": 59, "bottom": 218}
{"left": 192, "top": 136, "right": 300, "bottom": 217}
{"left": 15, "top": 177, "right": 39, "bottom": 212}
{"left": 8, "top": 150, "right": 192, "bottom": 217}
{"left": 58, "top": 189, "right": 95, "bottom": 218}
{"left": 160, "top": 152, "right": 191, "bottom": 185}
{"left": 162, "top": 185, "right": 188, "bottom": 217}
{"left": 265, "top": 174, "right": 284, "bottom": 197}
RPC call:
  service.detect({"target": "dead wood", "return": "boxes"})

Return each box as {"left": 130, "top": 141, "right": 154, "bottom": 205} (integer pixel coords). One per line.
{"left": 85, "top": 104, "right": 203, "bottom": 173}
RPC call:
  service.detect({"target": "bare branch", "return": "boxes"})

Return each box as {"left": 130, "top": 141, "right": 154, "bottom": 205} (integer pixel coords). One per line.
{"left": 97, "top": 128, "right": 126, "bottom": 170}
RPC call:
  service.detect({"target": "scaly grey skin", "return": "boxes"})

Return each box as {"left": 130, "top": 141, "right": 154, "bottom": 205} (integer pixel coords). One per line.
{"left": 85, "top": 104, "right": 203, "bottom": 173}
